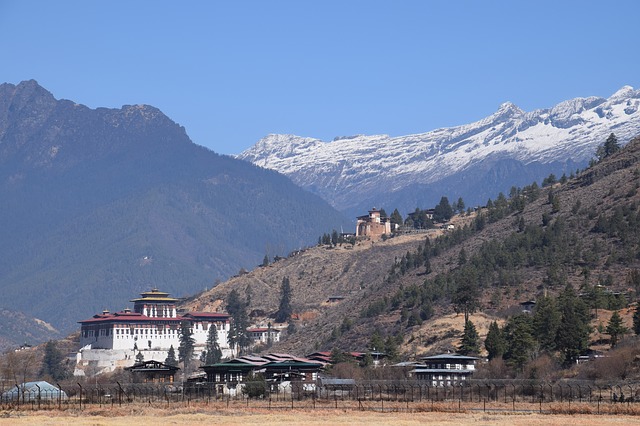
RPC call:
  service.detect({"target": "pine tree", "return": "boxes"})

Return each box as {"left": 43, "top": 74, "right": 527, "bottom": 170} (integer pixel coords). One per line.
{"left": 39, "top": 340, "right": 67, "bottom": 381}
{"left": 390, "top": 209, "right": 403, "bottom": 228}
{"left": 457, "top": 320, "right": 480, "bottom": 355}
{"left": 532, "top": 296, "right": 561, "bottom": 352}
{"left": 135, "top": 351, "right": 145, "bottom": 363}
{"left": 503, "top": 314, "right": 535, "bottom": 372}
{"left": 597, "top": 133, "right": 620, "bottom": 161}
{"left": 452, "top": 280, "right": 479, "bottom": 323}
{"left": 262, "top": 254, "right": 270, "bottom": 267}
{"left": 275, "top": 276, "right": 292, "bottom": 323}
{"left": 606, "top": 310, "right": 628, "bottom": 348}
{"left": 203, "top": 324, "right": 223, "bottom": 365}
{"left": 555, "top": 284, "right": 590, "bottom": 365}
{"left": 165, "top": 345, "right": 178, "bottom": 367}
{"left": 178, "top": 320, "right": 196, "bottom": 372}
{"left": 227, "top": 293, "right": 251, "bottom": 355}
{"left": 434, "top": 196, "right": 454, "bottom": 222}
{"left": 484, "top": 321, "right": 506, "bottom": 360}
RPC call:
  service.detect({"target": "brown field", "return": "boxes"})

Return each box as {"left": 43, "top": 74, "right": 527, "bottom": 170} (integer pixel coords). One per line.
{"left": 2, "top": 404, "right": 640, "bottom": 426}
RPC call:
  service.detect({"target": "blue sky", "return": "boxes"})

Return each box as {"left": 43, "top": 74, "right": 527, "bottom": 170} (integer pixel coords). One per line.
{"left": 1, "top": 1, "right": 639, "bottom": 155}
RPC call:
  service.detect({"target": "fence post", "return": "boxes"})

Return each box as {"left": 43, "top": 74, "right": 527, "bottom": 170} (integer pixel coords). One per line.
{"left": 77, "top": 383, "right": 83, "bottom": 410}
{"left": 15, "top": 384, "right": 20, "bottom": 410}
{"left": 117, "top": 382, "right": 124, "bottom": 406}
{"left": 57, "top": 383, "right": 62, "bottom": 410}
{"left": 34, "top": 383, "right": 40, "bottom": 410}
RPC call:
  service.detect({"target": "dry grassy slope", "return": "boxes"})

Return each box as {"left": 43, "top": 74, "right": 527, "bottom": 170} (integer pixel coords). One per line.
{"left": 184, "top": 136, "right": 640, "bottom": 358}
{"left": 182, "top": 231, "right": 437, "bottom": 323}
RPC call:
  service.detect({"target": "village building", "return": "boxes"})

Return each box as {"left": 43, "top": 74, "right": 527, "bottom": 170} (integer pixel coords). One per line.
{"left": 125, "top": 360, "right": 180, "bottom": 383}
{"left": 201, "top": 353, "right": 325, "bottom": 395}
{"left": 355, "top": 208, "right": 392, "bottom": 238}
{"left": 75, "top": 288, "right": 233, "bottom": 376}
{"left": 412, "top": 353, "right": 478, "bottom": 386}
{"left": 247, "top": 327, "right": 281, "bottom": 345}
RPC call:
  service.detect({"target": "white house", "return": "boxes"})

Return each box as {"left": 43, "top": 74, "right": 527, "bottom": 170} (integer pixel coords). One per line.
{"left": 75, "top": 288, "right": 232, "bottom": 376}
{"left": 412, "top": 353, "right": 478, "bottom": 387}
{"left": 247, "top": 327, "right": 281, "bottom": 345}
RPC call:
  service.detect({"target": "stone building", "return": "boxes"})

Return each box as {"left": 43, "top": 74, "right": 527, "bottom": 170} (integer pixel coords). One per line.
{"left": 355, "top": 208, "right": 392, "bottom": 238}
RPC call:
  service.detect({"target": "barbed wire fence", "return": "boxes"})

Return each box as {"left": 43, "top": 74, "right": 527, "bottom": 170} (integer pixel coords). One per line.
{"left": 1, "top": 379, "right": 640, "bottom": 414}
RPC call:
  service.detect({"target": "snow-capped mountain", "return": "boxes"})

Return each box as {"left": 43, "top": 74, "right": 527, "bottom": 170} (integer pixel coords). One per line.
{"left": 239, "top": 86, "right": 640, "bottom": 217}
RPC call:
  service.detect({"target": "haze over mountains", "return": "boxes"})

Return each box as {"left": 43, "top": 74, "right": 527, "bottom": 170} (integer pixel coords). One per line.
{"left": 239, "top": 86, "right": 640, "bottom": 217}
{"left": 0, "top": 80, "right": 348, "bottom": 347}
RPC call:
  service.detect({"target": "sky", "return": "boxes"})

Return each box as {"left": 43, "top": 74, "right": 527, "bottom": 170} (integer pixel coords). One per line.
{"left": 1, "top": 1, "right": 639, "bottom": 155}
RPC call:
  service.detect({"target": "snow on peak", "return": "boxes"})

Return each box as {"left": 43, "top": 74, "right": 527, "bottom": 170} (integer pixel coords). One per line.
{"left": 239, "top": 88, "right": 640, "bottom": 212}
{"left": 493, "top": 102, "right": 524, "bottom": 120}
{"left": 610, "top": 85, "right": 637, "bottom": 101}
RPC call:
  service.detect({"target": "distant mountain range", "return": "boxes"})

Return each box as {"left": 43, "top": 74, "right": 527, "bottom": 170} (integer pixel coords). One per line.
{"left": 239, "top": 86, "right": 640, "bottom": 217}
{"left": 0, "top": 80, "right": 348, "bottom": 347}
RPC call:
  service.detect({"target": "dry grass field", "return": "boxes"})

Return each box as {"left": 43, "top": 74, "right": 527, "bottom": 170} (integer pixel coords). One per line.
{"left": 2, "top": 404, "right": 640, "bottom": 426}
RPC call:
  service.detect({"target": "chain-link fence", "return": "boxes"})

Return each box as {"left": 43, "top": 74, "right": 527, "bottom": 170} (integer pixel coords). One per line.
{"left": 1, "top": 379, "right": 639, "bottom": 414}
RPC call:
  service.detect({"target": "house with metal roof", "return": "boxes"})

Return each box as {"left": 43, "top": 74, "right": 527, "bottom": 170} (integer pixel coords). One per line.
{"left": 412, "top": 353, "right": 479, "bottom": 387}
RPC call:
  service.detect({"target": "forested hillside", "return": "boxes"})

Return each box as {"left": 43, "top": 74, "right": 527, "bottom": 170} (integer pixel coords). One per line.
{"left": 186, "top": 134, "right": 640, "bottom": 379}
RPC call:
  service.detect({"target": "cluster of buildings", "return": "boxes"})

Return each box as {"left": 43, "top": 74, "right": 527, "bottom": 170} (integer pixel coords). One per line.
{"left": 76, "top": 286, "right": 479, "bottom": 391}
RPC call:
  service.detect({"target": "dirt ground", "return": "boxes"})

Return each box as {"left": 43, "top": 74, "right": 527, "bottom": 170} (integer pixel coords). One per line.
{"left": 1, "top": 408, "right": 640, "bottom": 426}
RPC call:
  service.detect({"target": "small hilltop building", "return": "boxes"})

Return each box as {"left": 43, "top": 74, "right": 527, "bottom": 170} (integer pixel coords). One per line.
{"left": 355, "top": 208, "right": 392, "bottom": 238}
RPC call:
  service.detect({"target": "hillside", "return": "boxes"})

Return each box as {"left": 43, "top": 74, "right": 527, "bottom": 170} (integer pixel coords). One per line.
{"left": 0, "top": 80, "right": 349, "bottom": 347}
{"left": 186, "top": 135, "right": 640, "bottom": 359}
{"left": 239, "top": 87, "right": 640, "bottom": 217}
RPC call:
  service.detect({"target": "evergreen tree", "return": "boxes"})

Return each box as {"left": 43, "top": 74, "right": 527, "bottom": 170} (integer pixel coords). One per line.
{"left": 165, "top": 345, "right": 178, "bottom": 367}
{"left": 275, "top": 276, "right": 293, "bottom": 323}
{"left": 390, "top": 209, "right": 403, "bottom": 228}
{"left": 434, "top": 196, "right": 454, "bottom": 222}
{"left": 597, "top": 133, "right": 620, "bottom": 161}
{"left": 203, "top": 324, "right": 223, "bottom": 365}
{"left": 457, "top": 320, "right": 480, "bottom": 355}
{"left": 135, "top": 351, "right": 144, "bottom": 363}
{"left": 555, "top": 284, "right": 590, "bottom": 365}
{"left": 458, "top": 247, "right": 467, "bottom": 266}
{"left": 227, "top": 291, "right": 251, "bottom": 355}
{"left": 532, "top": 296, "right": 561, "bottom": 352}
{"left": 226, "top": 289, "right": 244, "bottom": 316}
{"left": 456, "top": 197, "right": 466, "bottom": 214}
{"left": 452, "top": 280, "right": 480, "bottom": 323}
{"left": 503, "top": 314, "right": 535, "bottom": 372}
{"left": 331, "top": 229, "right": 339, "bottom": 246}
{"left": 39, "top": 340, "right": 68, "bottom": 381}
{"left": 262, "top": 254, "right": 270, "bottom": 267}
{"left": 484, "top": 321, "right": 506, "bottom": 360}
{"left": 606, "top": 310, "right": 628, "bottom": 348}
{"left": 178, "top": 320, "right": 196, "bottom": 371}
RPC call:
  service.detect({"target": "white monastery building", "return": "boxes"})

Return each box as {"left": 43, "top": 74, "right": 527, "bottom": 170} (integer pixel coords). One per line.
{"left": 75, "top": 288, "right": 233, "bottom": 376}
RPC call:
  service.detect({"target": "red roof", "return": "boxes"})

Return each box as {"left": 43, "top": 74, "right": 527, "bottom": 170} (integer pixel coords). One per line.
{"left": 79, "top": 310, "right": 229, "bottom": 325}
{"left": 247, "top": 327, "right": 280, "bottom": 333}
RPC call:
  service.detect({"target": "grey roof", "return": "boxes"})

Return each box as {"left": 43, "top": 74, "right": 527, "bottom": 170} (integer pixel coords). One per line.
{"left": 412, "top": 368, "right": 474, "bottom": 374}
{"left": 420, "top": 353, "right": 479, "bottom": 361}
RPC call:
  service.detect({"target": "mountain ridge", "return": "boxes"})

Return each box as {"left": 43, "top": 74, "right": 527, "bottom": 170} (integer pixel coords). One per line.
{"left": 239, "top": 86, "right": 640, "bottom": 216}
{"left": 0, "top": 80, "right": 349, "bottom": 348}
